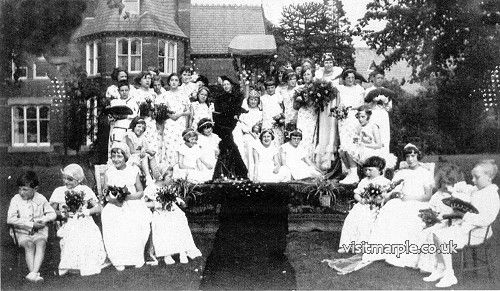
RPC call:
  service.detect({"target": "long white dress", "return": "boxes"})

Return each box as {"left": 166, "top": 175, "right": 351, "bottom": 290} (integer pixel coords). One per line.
{"left": 197, "top": 133, "right": 221, "bottom": 179}
{"left": 296, "top": 105, "right": 318, "bottom": 160}
{"left": 280, "top": 142, "right": 321, "bottom": 180}
{"left": 336, "top": 85, "right": 365, "bottom": 149}
{"left": 102, "top": 165, "right": 151, "bottom": 267}
{"left": 233, "top": 107, "right": 263, "bottom": 167}
{"left": 144, "top": 184, "right": 202, "bottom": 259}
{"left": 253, "top": 143, "right": 291, "bottom": 183}
{"left": 50, "top": 185, "right": 107, "bottom": 276}
{"left": 192, "top": 101, "right": 214, "bottom": 130}
{"left": 163, "top": 89, "right": 190, "bottom": 167}
{"left": 315, "top": 97, "right": 337, "bottom": 170}
{"left": 362, "top": 166, "right": 434, "bottom": 268}
{"left": 338, "top": 176, "right": 391, "bottom": 252}
{"left": 280, "top": 86, "right": 298, "bottom": 125}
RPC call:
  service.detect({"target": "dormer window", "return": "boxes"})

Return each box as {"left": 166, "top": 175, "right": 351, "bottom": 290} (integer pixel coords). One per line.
{"left": 122, "top": 0, "right": 140, "bottom": 16}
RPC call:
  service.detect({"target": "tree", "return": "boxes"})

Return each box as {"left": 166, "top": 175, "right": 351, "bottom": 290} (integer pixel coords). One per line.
{"left": 357, "top": 0, "right": 500, "bottom": 153}
{"left": 0, "top": 0, "right": 86, "bottom": 81}
{"left": 277, "top": 1, "right": 355, "bottom": 66}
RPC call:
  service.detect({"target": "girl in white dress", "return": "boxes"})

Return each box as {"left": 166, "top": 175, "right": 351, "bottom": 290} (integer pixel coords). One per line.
{"left": 144, "top": 167, "right": 202, "bottom": 264}
{"left": 197, "top": 118, "right": 221, "bottom": 181}
{"left": 295, "top": 69, "right": 318, "bottom": 160}
{"left": 102, "top": 142, "right": 152, "bottom": 271}
{"left": 338, "top": 157, "right": 391, "bottom": 253}
{"left": 164, "top": 73, "right": 192, "bottom": 167}
{"left": 260, "top": 79, "right": 284, "bottom": 144}
{"left": 280, "top": 129, "right": 322, "bottom": 180}
{"left": 105, "top": 68, "right": 128, "bottom": 101}
{"left": 191, "top": 86, "right": 214, "bottom": 130}
{"left": 49, "top": 164, "right": 107, "bottom": 276}
{"left": 131, "top": 71, "right": 155, "bottom": 105}
{"left": 252, "top": 129, "right": 291, "bottom": 183}
{"left": 173, "top": 129, "right": 212, "bottom": 183}
{"left": 281, "top": 72, "right": 298, "bottom": 126}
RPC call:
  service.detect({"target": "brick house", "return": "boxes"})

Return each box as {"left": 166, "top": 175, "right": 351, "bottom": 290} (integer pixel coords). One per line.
{"left": 0, "top": 0, "right": 270, "bottom": 154}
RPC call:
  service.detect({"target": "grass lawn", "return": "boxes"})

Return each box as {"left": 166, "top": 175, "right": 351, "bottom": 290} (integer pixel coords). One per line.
{"left": 1, "top": 154, "right": 500, "bottom": 290}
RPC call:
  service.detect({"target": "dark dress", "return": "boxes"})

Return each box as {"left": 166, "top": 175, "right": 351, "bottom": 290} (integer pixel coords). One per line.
{"left": 212, "top": 89, "right": 248, "bottom": 180}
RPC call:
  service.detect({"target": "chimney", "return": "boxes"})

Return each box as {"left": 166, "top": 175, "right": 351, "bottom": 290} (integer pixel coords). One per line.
{"left": 176, "top": 0, "right": 191, "bottom": 38}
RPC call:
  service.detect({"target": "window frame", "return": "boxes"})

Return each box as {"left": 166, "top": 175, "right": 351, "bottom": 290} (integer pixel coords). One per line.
{"left": 33, "top": 63, "right": 49, "bottom": 79}
{"left": 158, "top": 39, "right": 177, "bottom": 75}
{"left": 11, "top": 61, "right": 28, "bottom": 80}
{"left": 86, "top": 40, "right": 100, "bottom": 76}
{"left": 11, "top": 105, "right": 51, "bottom": 147}
{"left": 116, "top": 37, "right": 142, "bottom": 73}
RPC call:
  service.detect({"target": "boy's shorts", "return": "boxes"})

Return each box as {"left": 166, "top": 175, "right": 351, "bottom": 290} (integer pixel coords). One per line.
{"left": 11, "top": 228, "right": 48, "bottom": 247}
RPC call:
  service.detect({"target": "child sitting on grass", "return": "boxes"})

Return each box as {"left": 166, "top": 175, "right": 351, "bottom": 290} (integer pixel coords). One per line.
{"left": 7, "top": 171, "right": 56, "bottom": 282}
{"left": 338, "top": 156, "right": 391, "bottom": 253}
{"left": 423, "top": 160, "right": 499, "bottom": 288}
{"left": 144, "top": 166, "right": 202, "bottom": 264}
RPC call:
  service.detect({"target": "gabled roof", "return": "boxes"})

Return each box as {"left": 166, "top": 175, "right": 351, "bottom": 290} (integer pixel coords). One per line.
{"left": 190, "top": 5, "right": 267, "bottom": 55}
{"left": 74, "top": 0, "right": 187, "bottom": 39}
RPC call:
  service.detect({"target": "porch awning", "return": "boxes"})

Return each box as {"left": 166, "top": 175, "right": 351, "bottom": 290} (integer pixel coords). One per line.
{"left": 228, "top": 35, "right": 277, "bottom": 56}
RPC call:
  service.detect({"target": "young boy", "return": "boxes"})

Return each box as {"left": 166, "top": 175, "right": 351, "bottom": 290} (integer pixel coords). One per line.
{"left": 7, "top": 171, "right": 56, "bottom": 282}
{"left": 424, "top": 160, "right": 499, "bottom": 288}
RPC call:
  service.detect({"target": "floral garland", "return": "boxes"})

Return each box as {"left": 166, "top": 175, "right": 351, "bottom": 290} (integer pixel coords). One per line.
{"left": 293, "top": 80, "right": 338, "bottom": 113}
{"left": 64, "top": 189, "right": 85, "bottom": 213}
{"left": 155, "top": 185, "right": 178, "bottom": 211}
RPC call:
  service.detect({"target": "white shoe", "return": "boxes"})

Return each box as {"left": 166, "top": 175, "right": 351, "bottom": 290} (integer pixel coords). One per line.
{"left": 164, "top": 256, "right": 175, "bottom": 265}
{"left": 58, "top": 269, "right": 69, "bottom": 276}
{"left": 146, "top": 258, "right": 159, "bottom": 266}
{"left": 34, "top": 273, "right": 44, "bottom": 282}
{"left": 179, "top": 253, "right": 188, "bottom": 264}
{"left": 135, "top": 262, "right": 144, "bottom": 269}
{"left": 435, "top": 273, "right": 457, "bottom": 288}
{"left": 115, "top": 265, "right": 125, "bottom": 271}
{"left": 423, "top": 269, "right": 444, "bottom": 282}
{"left": 25, "top": 272, "right": 38, "bottom": 282}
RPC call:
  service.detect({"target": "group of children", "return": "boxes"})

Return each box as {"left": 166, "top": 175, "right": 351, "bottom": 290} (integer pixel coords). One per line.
{"left": 7, "top": 154, "right": 201, "bottom": 282}
{"left": 337, "top": 145, "right": 499, "bottom": 288}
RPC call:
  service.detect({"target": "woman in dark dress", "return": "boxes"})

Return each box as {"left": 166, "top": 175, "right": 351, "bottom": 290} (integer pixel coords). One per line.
{"left": 212, "top": 76, "right": 248, "bottom": 180}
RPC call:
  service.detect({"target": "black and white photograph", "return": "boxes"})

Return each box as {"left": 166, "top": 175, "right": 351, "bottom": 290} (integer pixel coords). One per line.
{"left": 1, "top": 0, "right": 499, "bottom": 289}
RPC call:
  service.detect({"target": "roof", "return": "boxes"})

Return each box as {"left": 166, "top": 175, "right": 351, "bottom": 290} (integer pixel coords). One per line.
{"left": 190, "top": 5, "right": 267, "bottom": 55}
{"left": 74, "top": 0, "right": 187, "bottom": 39}
{"left": 228, "top": 35, "right": 276, "bottom": 56}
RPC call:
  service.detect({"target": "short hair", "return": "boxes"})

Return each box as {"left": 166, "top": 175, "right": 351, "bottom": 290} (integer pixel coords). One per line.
{"left": 196, "top": 86, "right": 211, "bottom": 105}
{"left": 111, "top": 67, "right": 128, "bottom": 82}
{"left": 301, "top": 68, "right": 315, "bottom": 80}
{"left": 17, "top": 170, "right": 39, "bottom": 188}
{"left": 259, "top": 129, "right": 275, "bottom": 141}
{"left": 283, "top": 72, "right": 297, "bottom": 83}
{"left": 147, "top": 66, "right": 159, "bottom": 76}
{"left": 356, "top": 105, "right": 372, "bottom": 118}
{"left": 129, "top": 117, "right": 147, "bottom": 130}
{"left": 474, "top": 159, "right": 498, "bottom": 179}
{"left": 179, "top": 66, "right": 193, "bottom": 75}
{"left": 117, "top": 80, "right": 130, "bottom": 89}
{"left": 151, "top": 75, "right": 164, "bottom": 87}
{"left": 264, "top": 78, "right": 276, "bottom": 88}
{"left": 434, "top": 163, "right": 465, "bottom": 189}
{"left": 289, "top": 129, "right": 303, "bottom": 139}
{"left": 301, "top": 58, "right": 314, "bottom": 67}
{"left": 167, "top": 73, "right": 180, "bottom": 85}
{"left": 402, "top": 143, "right": 422, "bottom": 160}
{"left": 134, "top": 71, "right": 152, "bottom": 86}
{"left": 197, "top": 118, "right": 214, "bottom": 133}
{"left": 363, "top": 156, "right": 386, "bottom": 173}
{"left": 247, "top": 90, "right": 261, "bottom": 107}
{"left": 182, "top": 128, "right": 198, "bottom": 142}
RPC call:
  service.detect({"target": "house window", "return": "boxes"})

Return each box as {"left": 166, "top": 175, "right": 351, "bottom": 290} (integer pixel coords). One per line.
{"left": 11, "top": 61, "right": 28, "bottom": 80}
{"left": 33, "top": 63, "right": 49, "bottom": 79}
{"left": 117, "top": 38, "right": 142, "bottom": 72}
{"left": 86, "top": 41, "right": 101, "bottom": 76}
{"left": 11, "top": 105, "right": 50, "bottom": 146}
{"left": 158, "top": 40, "right": 177, "bottom": 74}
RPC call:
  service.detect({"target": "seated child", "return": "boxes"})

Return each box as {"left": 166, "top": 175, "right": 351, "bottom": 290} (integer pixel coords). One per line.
{"left": 7, "top": 171, "right": 56, "bottom": 282}
{"left": 417, "top": 163, "right": 474, "bottom": 273}
{"left": 144, "top": 166, "right": 202, "bottom": 264}
{"left": 196, "top": 118, "right": 221, "bottom": 179}
{"left": 125, "top": 117, "right": 156, "bottom": 185}
{"left": 49, "top": 164, "right": 107, "bottom": 276}
{"left": 338, "top": 156, "right": 391, "bottom": 253}
{"left": 173, "top": 128, "right": 212, "bottom": 183}
{"left": 423, "top": 160, "right": 500, "bottom": 288}
{"left": 280, "top": 129, "right": 322, "bottom": 180}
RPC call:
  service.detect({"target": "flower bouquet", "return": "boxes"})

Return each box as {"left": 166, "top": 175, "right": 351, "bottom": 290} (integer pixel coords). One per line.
{"left": 310, "top": 79, "right": 337, "bottom": 113}
{"left": 105, "top": 185, "right": 130, "bottom": 205}
{"left": 154, "top": 104, "right": 175, "bottom": 123}
{"left": 64, "top": 189, "right": 85, "bottom": 214}
{"left": 155, "top": 185, "right": 178, "bottom": 211}
{"left": 360, "top": 183, "right": 385, "bottom": 209}
{"left": 273, "top": 113, "right": 286, "bottom": 127}
{"left": 293, "top": 84, "right": 312, "bottom": 108}
{"left": 330, "top": 105, "right": 351, "bottom": 121}
{"left": 418, "top": 208, "right": 441, "bottom": 228}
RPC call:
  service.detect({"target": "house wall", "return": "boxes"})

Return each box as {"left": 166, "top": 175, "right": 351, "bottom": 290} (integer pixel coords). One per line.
{"left": 194, "top": 57, "right": 238, "bottom": 84}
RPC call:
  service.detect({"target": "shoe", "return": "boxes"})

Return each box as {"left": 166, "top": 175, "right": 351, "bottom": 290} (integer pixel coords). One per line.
{"left": 179, "top": 253, "right": 188, "bottom": 264}
{"left": 25, "top": 272, "right": 38, "bottom": 282}
{"left": 135, "top": 262, "right": 144, "bottom": 269}
{"left": 58, "top": 269, "right": 69, "bottom": 276}
{"left": 423, "top": 269, "right": 444, "bottom": 282}
{"left": 435, "top": 273, "right": 457, "bottom": 288}
{"left": 115, "top": 265, "right": 125, "bottom": 271}
{"left": 146, "top": 258, "right": 159, "bottom": 266}
{"left": 164, "top": 256, "right": 175, "bottom": 265}
{"left": 34, "top": 273, "right": 44, "bottom": 282}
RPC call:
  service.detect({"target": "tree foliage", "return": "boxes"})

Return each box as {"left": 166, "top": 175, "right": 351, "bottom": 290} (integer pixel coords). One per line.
{"left": 276, "top": 1, "right": 355, "bottom": 66}
{"left": 0, "top": 0, "right": 87, "bottom": 80}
